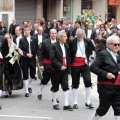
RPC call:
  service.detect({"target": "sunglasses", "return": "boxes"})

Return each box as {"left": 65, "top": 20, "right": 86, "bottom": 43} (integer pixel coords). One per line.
{"left": 110, "top": 43, "right": 120, "bottom": 46}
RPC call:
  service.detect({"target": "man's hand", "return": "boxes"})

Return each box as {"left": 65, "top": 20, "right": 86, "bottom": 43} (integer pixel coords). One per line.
{"left": 27, "top": 53, "right": 33, "bottom": 58}
{"left": 40, "top": 66, "right": 44, "bottom": 71}
{"left": 61, "top": 66, "right": 67, "bottom": 70}
{"left": 106, "top": 73, "right": 115, "bottom": 79}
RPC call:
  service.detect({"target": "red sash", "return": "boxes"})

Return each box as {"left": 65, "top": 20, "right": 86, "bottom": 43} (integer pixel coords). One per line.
{"left": 71, "top": 57, "right": 85, "bottom": 66}
{"left": 43, "top": 58, "right": 51, "bottom": 64}
{"left": 62, "top": 57, "right": 66, "bottom": 66}
{"left": 98, "top": 74, "right": 120, "bottom": 85}
{"left": 0, "top": 58, "right": 3, "bottom": 65}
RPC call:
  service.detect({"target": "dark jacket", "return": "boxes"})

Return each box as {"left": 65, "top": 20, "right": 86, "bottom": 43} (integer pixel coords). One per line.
{"left": 90, "top": 49, "right": 120, "bottom": 83}
{"left": 38, "top": 38, "right": 52, "bottom": 66}
{"left": 50, "top": 41, "right": 71, "bottom": 73}
{"left": 85, "top": 29, "right": 96, "bottom": 40}
{"left": 19, "top": 36, "right": 38, "bottom": 57}
{"left": 13, "top": 34, "right": 25, "bottom": 44}
{"left": 9, "top": 23, "right": 19, "bottom": 36}
{"left": 69, "top": 37, "right": 95, "bottom": 63}
{"left": 33, "top": 33, "right": 49, "bottom": 45}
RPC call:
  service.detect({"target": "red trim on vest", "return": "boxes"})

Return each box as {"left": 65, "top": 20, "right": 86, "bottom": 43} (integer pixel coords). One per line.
{"left": 0, "top": 58, "right": 3, "bottom": 65}
{"left": 98, "top": 74, "right": 120, "bottom": 85}
{"left": 71, "top": 57, "right": 85, "bottom": 66}
{"left": 43, "top": 58, "right": 51, "bottom": 64}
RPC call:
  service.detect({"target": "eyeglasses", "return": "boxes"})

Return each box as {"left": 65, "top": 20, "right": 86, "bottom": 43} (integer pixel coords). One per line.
{"left": 110, "top": 43, "right": 120, "bottom": 46}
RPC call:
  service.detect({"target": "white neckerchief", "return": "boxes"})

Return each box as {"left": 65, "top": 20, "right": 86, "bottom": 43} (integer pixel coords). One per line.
{"left": 38, "top": 35, "right": 42, "bottom": 45}
{"left": 16, "top": 35, "right": 22, "bottom": 48}
{"left": 87, "top": 29, "right": 92, "bottom": 38}
{"left": 27, "top": 36, "right": 31, "bottom": 53}
{"left": 76, "top": 40, "right": 86, "bottom": 58}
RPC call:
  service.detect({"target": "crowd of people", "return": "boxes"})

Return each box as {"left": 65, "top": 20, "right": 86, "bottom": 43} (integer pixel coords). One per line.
{"left": 0, "top": 16, "right": 120, "bottom": 119}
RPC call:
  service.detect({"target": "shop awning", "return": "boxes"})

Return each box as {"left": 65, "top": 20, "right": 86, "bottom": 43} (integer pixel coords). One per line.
{"left": 108, "top": 0, "right": 120, "bottom": 5}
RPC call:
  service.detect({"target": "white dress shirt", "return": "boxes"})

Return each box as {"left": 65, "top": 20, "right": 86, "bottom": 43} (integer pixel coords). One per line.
{"left": 60, "top": 44, "right": 66, "bottom": 65}
{"left": 38, "top": 35, "right": 42, "bottom": 45}
{"left": 87, "top": 29, "right": 92, "bottom": 39}
{"left": 16, "top": 35, "right": 22, "bottom": 48}
{"left": 51, "top": 39, "right": 56, "bottom": 44}
{"left": 27, "top": 36, "right": 31, "bottom": 53}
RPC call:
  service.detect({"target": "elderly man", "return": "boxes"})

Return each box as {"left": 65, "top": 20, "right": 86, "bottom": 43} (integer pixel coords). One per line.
{"left": 90, "top": 35, "right": 120, "bottom": 120}
{"left": 50, "top": 31, "right": 73, "bottom": 111}
{"left": 9, "top": 19, "right": 19, "bottom": 36}
{"left": 69, "top": 28, "right": 94, "bottom": 109}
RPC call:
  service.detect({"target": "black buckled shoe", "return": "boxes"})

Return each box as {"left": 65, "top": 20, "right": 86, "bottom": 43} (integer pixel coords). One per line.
{"left": 28, "top": 88, "right": 32, "bottom": 93}
{"left": 73, "top": 104, "right": 78, "bottom": 109}
{"left": 25, "top": 93, "right": 29, "bottom": 97}
{"left": 0, "top": 106, "right": 2, "bottom": 109}
{"left": 53, "top": 104, "right": 60, "bottom": 110}
{"left": 63, "top": 105, "right": 73, "bottom": 111}
{"left": 52, "top": 98, "right": 60, "bottom": 103}
{"left": 85, "top": 103, "right": 94, "bottom": 109}
{"left": 38, "top": 94, "right": 42, "bottom": 100}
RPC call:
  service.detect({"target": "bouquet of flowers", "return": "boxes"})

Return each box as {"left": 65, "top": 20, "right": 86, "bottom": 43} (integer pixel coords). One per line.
{"left": 76, "top": 9, "right": 95, "bottom": 28}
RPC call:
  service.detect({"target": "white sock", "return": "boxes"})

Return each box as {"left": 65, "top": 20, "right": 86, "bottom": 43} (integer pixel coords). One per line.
{"left": 90, "top": 111, "right": 101, "bottom": 120}
{"left": 28, "top": 78, "right": 33, "bottom": 88}
{"left": 23, "top": 79, "right": 29, "bottom": 93}
{"left": 0, "top": 90, "right": 2, "bottom": 97}
{"left": 63, "top": 91, "right": 69, "bottom": 106}
{"left": 4, "top": 91, "right": 8, "bottom": 95}
{"left": 52, "top": 92, "right": 57, "bottom": 105}
{"left": 39, "top": 84, "right": 45, "bottom": 94}
{"left": 85, "top": 87, "right": 91, "bottom": 105}
{"left": 115, "top": 116, "right": 120, "bottom": 120}
{"left": 72, "top": 88, "right": 78, "bottom": 104}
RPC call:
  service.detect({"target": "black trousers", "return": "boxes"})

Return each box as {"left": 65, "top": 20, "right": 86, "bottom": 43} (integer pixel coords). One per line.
{"left": 51, "top": 70, "right": 69, "bottom": 92}
{"left": 21, "top": 58, "right": 36, "bottom": 80}
{"left": 41, "top": 64, "right": 52, "bottom": 85}
{"left": 96, "top": 84, "right": 120, "bottom": 116}
{"left": 71, "top": 65, "right": 92, "bottom": 88}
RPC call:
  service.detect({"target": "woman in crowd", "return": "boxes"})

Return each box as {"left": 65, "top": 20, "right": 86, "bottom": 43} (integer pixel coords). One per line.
{"left": 1, "top": 33, "right": 23, "bottom": 97}
{"left": 0, "top": 21, "right": 7, "bottom": 36}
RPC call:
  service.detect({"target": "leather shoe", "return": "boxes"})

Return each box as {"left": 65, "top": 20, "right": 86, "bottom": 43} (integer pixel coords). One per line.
{"left": 85, "top": 103, "right": 94, "bottom": 109}
{"left": 73, "top": 104, "right": 78, "bottom": 109}
{"left": 25, "top": 93, "right": 29, "bottom": 97}
{"left": 52, "top": 98, "right": 59, "bottom": 103}
{"left": 0, "top": 106, "right": 2, "bottom": 109}
{"left": 8, "top": 91, "right": 12, "bottom": 95}
{"left": 4, "top": 95, "right": 8, "bottom": 98}
{"left": 63, "top": 105, "right": 73, "bottom": 111}
{"left": 28, "top": 88, "right": 32, "bottom": 93}
{"left": 53, "top": 104, "right": 60, "bottom": 110}
{"left": 34, "top": 77, "right": 37, "bottom": 80}
{"left": 38, "top": 94, "right": 42, "bottom": 100}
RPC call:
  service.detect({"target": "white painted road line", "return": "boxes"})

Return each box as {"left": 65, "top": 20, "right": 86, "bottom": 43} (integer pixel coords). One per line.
{"left": 0, "top": 115, "right": 53, "bottom": 119}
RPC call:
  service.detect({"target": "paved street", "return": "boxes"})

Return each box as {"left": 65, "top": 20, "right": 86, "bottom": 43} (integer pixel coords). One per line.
{"left": 0, "top": 73, "right": 114, "bottom": 120}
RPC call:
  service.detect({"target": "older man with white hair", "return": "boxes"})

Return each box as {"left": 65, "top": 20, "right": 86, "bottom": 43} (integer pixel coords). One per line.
{"left": 69, "top": 28, "right": 94, "bottom": 109}
{"left": 90, "top": 35, "right": 120, "bottom": 120}
{"left": 50, "top": 31, "right": 73, "bottom": 111}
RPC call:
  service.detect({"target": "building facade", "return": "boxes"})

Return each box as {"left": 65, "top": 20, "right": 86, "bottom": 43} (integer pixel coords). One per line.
{"left": 0, "top": 0, "right": 120, "bottom": 29}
